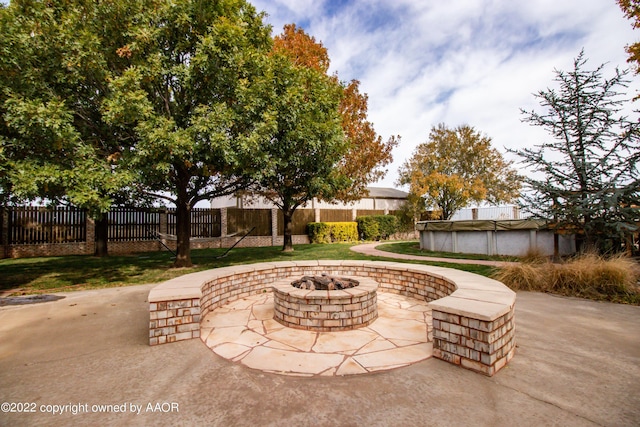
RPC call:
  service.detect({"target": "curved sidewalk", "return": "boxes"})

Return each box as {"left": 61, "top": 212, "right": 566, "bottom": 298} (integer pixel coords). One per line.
{"left": 351, "top": 241, "right": 517, "bottom": 266}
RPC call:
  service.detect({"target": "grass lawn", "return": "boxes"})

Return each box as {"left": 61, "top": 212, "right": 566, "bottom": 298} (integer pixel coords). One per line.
{"left": 0, "top": 243, "right": 496, "bottom": 295}
{"left": 375, "top": 241, "right": 519, "bottom": 262}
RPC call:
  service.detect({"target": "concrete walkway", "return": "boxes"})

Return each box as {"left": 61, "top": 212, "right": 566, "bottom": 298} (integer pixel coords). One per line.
{"left": 1, "top": 282, "right": 639, "bottom": 426}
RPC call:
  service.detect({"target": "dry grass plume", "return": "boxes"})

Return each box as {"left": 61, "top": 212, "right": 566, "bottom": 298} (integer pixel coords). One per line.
{"left": 492, "top": 251, "right": 640, "bottom": 304}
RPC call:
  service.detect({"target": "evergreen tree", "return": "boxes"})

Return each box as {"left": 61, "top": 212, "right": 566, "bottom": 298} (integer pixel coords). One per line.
{"left": 513, "top": 51, "right": 640, "bottom": 252}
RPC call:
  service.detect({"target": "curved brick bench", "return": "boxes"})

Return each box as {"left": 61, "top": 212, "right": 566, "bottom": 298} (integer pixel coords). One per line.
{"left": 148, "top": 260, "right": 516, "bottom": 376}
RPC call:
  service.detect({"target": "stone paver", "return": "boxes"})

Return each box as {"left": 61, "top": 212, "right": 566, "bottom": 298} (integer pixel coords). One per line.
{"left": 200, "top": 291, "right": 433, "bottom": 376}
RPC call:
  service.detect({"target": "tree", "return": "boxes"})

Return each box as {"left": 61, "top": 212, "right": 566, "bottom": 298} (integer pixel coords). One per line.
{"left": 0, "top": 0, "right": 145, "bottom": 256}
{"left": 398, "top": 124, "right": 520, "bottom": 220}
{"left": 273, "top": 24, "right": 398, "bottom": 203}
{"left": 512, "top": 51, "right": 640, "bottom": 252}
{"left": 103, "top": 0, "right": 272, "bottom": 266}
{"left": 249, "top": 53, "right": 347, "bottom": 251}
{"left": 618, "top": 0, "right": 640, "bottom": 74}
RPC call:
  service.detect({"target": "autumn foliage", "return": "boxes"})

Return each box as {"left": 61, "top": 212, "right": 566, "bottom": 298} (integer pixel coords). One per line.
{"left": 273, "top": 24, "right": 398, "bottom": 201}
{"left": 398, "top": 124, "right": 520, "bottom": 219}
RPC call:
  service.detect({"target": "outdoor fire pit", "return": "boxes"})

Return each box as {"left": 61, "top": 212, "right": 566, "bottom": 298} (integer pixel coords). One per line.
{"left": 272, "top": 274, "right": 378, "bottom": 332}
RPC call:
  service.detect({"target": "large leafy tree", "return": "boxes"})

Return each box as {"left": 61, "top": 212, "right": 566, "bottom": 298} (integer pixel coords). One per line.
{"left": 512, "top": 51, "right": 640, "bottom": 252}
{"left": 272, "top": 23, "right": 398, "bottom": 203}
{"left": 103, "top": 0, "right": 273, "bottom": 266}
{"left": 398, "top": 124, "right": 520, "bottom": 220}
{"left": 249, "top": 53, "right": 347, "bottom": 251}
{"left": 0, "top": 0, "right": 145, "bottom": 256}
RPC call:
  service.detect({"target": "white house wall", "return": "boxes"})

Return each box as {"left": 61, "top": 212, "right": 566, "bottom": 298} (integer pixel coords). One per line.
{"left": 211, "top": 195, "right": 404, "bottom": 212}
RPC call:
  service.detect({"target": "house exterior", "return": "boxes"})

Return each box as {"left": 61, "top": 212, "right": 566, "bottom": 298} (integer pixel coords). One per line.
{"left": 210, "top": 186, "right": 408, "bottom": 213}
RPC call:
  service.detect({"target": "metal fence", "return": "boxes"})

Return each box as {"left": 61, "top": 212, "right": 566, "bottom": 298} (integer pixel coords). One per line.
{"left": 7, "top": 206, "right": 86, "bottom": 244}
{"left": 108, "top": 208, "right": 161, "bottom": 242}
{"left": 3, "top": 205, "right": 394, "bottom": 247}
{"left": 168, "top": 208, "right": 221, "bottom": 238}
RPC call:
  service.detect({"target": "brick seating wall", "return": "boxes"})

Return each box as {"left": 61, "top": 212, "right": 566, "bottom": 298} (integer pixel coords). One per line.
{"left": 148, "top": 260, "right": 516, "bottom": 376}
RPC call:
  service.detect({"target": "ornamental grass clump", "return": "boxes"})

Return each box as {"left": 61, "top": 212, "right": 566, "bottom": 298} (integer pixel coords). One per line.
{"left": 493, "top": 252, "right": 639, "bottom": 304}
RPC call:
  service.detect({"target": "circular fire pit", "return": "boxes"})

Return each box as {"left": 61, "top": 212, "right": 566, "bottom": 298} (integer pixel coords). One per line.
{"left": 272, "top": 275, "right": 378, "bottom": 332}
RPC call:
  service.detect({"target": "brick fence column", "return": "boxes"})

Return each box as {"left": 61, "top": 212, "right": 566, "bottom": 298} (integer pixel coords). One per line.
{"left": 220, "top": 207, "right": 227, "bottom": 237}
{"left": 271, "top": 208, "right": 278, "bottom": 246}
{"left": 159, "top": 209, "right": 168, "bottom": 251}
{"left": 85, "top": 216, "right": 95, "bottom": 255}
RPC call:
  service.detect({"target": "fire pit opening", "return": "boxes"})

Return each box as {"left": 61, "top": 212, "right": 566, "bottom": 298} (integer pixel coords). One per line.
{"left": 272, "top": 274, "right": 378, "bottom": 332}
{"left": 291, "top": 274, "right": 359, "bottom": 291}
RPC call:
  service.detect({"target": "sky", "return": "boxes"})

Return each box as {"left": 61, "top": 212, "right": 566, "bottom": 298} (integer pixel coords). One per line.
{"left": 251, "top": 0, "right": 640, "bottom": 189}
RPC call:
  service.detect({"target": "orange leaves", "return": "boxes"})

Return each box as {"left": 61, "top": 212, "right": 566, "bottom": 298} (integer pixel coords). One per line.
{"left": 116, "top": 45, "right": 133, "bottom": 59}
{"left": 272, "top": 24, "right": 330, "bottom": 73}
{"left": 272, "top": 24, "right": 397, "bottom": 202}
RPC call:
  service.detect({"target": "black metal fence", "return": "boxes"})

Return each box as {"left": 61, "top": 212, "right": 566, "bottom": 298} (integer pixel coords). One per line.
{"left": 6, "top": 206, "right": 87, "bottom": 244}
{"left": 2, "top": 206, "right": 390, "bottom": 246}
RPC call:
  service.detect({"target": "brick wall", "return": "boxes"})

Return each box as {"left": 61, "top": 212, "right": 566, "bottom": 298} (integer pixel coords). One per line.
{"left": 148, "top": 261, "right": 516, "bottom": 376}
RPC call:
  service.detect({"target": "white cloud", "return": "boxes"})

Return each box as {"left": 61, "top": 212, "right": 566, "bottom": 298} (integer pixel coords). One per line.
{"left": 253, "top": 0, "right": 640, "bottom": 188}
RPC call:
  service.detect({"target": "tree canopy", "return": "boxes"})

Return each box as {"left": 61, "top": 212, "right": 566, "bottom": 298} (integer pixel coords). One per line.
{"left": 248, "top": 52, "right": 347, "bottom": 251}
{"left": 244, "top": 23, "right": 398, "bottom": 251}
{"left": 512, "top": 51, "right": 640, "bottom": 252}
{"left": 0, "top": 0, "right": 151, "bottom": 255}
{"left": 103, "top": 0, "right": 273, "bottom": 266}
{"left": 0, "top": 0, "right": 141, "bottom": 209}
{"left": 272, "top": 23, "right": 398, "bottom": 203}
{"left": 398, "top": 124, "right": 520, "bottom": 220}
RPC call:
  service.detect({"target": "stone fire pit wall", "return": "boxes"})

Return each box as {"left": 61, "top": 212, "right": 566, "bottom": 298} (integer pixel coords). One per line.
{"left": 272, "top": 277, "right": 378, "bottom": 331}
{"left": 148, "top": 260, "right": 516, "bottom": 376}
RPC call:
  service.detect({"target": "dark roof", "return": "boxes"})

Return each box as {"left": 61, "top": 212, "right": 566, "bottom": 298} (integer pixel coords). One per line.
{"left": 366, "top": 187, "right": 409, "bottom": 199}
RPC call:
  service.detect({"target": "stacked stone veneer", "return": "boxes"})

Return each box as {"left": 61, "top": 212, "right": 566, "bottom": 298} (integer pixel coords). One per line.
{"left": 148, "top": 260, "right": 516, "bottom": 376}
{"left": 272, "top": 276, "right": 378, "bottom": 331}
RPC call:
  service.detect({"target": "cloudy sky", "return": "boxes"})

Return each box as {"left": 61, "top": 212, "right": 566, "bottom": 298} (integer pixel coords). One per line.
{"left": 251, "top": 0, "right": 639, "bottom": 189}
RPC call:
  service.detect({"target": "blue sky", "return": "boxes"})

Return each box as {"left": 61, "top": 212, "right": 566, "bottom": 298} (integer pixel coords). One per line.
{"left": 251, "top": 0, "right": 640, "bottom": 188}
{"left": 2, "top": 0, "right": 637, "bottom": 190}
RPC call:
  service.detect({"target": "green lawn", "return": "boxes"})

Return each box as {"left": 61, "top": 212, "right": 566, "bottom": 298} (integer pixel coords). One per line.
{"left": 375, "top": 241, "right": 519, "bottom": 261}
{"left": 0, "top": 243, "right": 496, "bottom": 295}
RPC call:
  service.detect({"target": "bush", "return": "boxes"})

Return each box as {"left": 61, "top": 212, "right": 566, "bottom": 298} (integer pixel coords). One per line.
{"left": 356, "top": 216, "right": 379, "bottom": 241}
{"left": 307, "top": 222, "right": 358, "bottom": 244}
{"left": 356, "top": 215, "right": 399, "bottom": 240}
{"left": 307, "top": 222, "right": 332, "bottom": 244}
{"left": 492, "top": 252, "right": 640, "bottom": 304}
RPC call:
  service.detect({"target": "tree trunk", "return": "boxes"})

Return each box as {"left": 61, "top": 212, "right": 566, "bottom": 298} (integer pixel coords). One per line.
{"left": 94, "top": 215, "right": 109, "bottom": 257}
{"left": 282, "top": 208, "right": 294, "bottom": 252}
{"left": 174, "top": 172, "right": 192, "bottom": 267}
{"left": 174, "top": 200, "right": 192, "bottom": 267}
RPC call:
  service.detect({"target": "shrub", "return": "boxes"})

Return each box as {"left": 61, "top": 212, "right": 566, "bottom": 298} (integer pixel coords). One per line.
{"left": 307, "top": 222, "right": 358, "bottom": 244}
{"left": 356, "top": 215, "right": 399, "bottom": 240}
{"left": 356, "top": 216, "right": 379, "bottom": 240}
{"left": 307, "top": 222, "right": 332, "bottom": 244}
{"left": 492, "top": 252, "right": 640, "bottom": 304}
